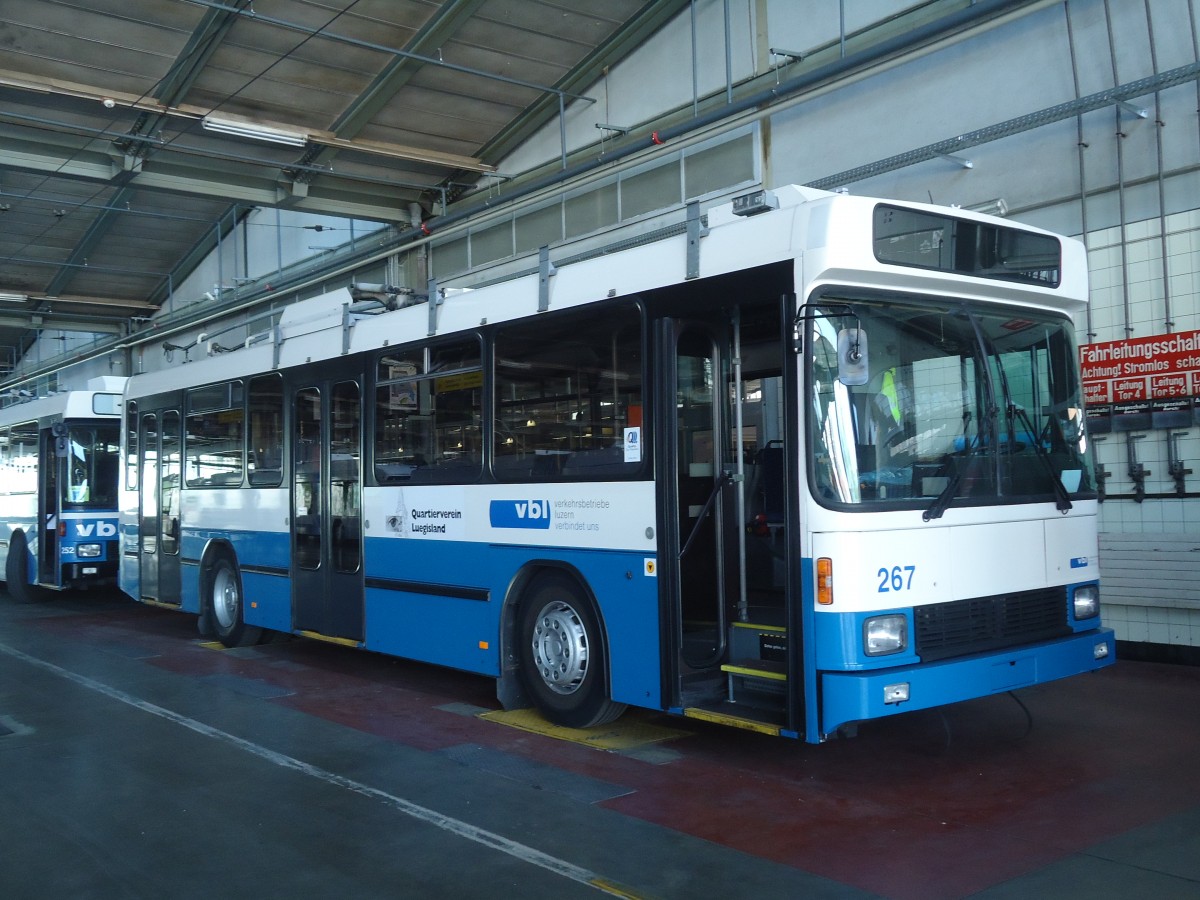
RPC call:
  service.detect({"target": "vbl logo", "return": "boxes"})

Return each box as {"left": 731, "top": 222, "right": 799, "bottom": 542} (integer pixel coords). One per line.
{"left": 74, "top": 521, "right": 118, "bottom": 538}
{"left": 489, "top": 499, "right": 551, "bottom": 529}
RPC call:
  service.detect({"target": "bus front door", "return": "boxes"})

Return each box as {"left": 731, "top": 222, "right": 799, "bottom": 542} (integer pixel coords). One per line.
{"left": 136, "top": 411, "right": 182, "bottom": 604}
{"left": 291, "top": 379, "right": 364, "bottom": 641}
{"left": 660, "top": 303, "right": 796, "bottom": 731}
{"left": 158, "top": 411, "right": 182, "bottom": 604}
{"left": 663, "top": 322, "right": 729, "bottom": 672}
{"left": 39, "top": 429, "right": 59, "bottom": 586}
{"left": 138, "top": 414, "right": 159, "bottom": 601}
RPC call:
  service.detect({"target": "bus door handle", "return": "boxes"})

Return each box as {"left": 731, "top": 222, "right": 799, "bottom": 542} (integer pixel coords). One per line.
{"left": 679, "top": 470, "right": 732, "bottom": 560}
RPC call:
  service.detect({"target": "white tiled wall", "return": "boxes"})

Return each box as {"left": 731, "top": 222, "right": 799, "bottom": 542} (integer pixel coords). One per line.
{"left": 1104, "top": 604, "right": 1200, "bottom": 647}
{"left": 1085, "top": 208, "right": 1200, "bottom": 649}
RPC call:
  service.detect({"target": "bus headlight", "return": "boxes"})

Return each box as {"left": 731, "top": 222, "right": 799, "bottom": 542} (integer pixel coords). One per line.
{"left": 77, "top": 543, "right": 102, "bottom": 558}
{"left": 864, "top": 614, "right": 908, "bottom": 656}
{"left": 1073, "top": 584, "right": 1099, "bottom": 620}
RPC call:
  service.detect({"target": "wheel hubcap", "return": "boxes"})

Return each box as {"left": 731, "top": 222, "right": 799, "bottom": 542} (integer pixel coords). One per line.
{"left": 212, "top": 568, "right": 238, "bottom": 629}
{"left": 531, "top": 600, "right": 588, "bottom": 695}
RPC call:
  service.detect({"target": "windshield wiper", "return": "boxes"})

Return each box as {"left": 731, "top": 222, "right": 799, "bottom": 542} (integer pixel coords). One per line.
{"left": 1007, "top": 402, "right": 1073, "bottom": 513}
{"left": 977, "top": 314, "right": 1072, "bottom": 513}
{"left": 923, "top": 456, "right": 969, "bottom": 521}
{"left": 924, "top": 309, "right": 996, "bottom": 522}
{"left": 974, "top": 306, "right": 1072, "bottom": 514}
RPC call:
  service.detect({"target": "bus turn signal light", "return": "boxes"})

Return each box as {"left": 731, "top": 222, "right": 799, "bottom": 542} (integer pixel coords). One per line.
{"left": 817, "top": 557, "right": 833, "bottom": 605}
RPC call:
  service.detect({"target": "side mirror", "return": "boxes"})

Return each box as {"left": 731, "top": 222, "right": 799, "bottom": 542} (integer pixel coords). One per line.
{"left": 837, "top": 327, "right": 869, "bottom": 385}
{"left": 52, "top": 422, "right": 69, "bottom": 457}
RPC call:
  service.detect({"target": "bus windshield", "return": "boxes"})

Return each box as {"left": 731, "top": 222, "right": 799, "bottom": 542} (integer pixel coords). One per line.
{"left": 63, "top": 423, "right": 121, "bottom": 509}
{"left": 808, "top": 296, "right": 1094, "bottom": 512}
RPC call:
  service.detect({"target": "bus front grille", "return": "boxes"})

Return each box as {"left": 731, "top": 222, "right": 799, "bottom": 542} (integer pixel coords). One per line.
{"left": 914, "top": 587, "right": 1070, "bottom": 662}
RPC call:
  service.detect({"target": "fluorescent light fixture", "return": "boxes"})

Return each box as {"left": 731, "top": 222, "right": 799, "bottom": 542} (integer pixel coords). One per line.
{"left": 202, "top": 115, "right": 308, "bottom": 147}
{"left": 0, "top": 292, "right": 29, "bottom": 302}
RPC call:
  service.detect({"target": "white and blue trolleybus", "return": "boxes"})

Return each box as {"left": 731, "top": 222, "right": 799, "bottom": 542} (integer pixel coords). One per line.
{"left": 118, "top": 187, "right": 1114, "bottom": 741}
{"left": 1, "top": 377, "right": 126, "bottom": 603}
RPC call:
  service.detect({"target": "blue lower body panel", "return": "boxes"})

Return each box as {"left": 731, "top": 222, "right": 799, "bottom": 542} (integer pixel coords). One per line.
{"left": 242, "top": 570, "right": 292, "bottom": 633}
{"left": 820, "top": 627, "right": 1116, "bottom": 736}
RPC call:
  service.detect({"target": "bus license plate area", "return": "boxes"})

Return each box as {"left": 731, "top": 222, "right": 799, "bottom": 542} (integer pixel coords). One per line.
{"left": 990, "top": 655, "right": 1036, "bottom": 690}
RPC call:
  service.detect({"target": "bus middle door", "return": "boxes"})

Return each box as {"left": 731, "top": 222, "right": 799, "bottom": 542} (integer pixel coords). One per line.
{"left": 291, "top": 378, "right": 364, "bottom": 642}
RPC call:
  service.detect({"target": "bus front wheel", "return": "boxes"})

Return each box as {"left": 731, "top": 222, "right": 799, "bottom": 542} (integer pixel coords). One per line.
{"left": 207, "top": 555, "right": 262, "bottom": 648}
{"left": 4, "top": 531, "right": 46, "bottom": 604}
{"left": 517, "top": 573, "right": 625, "bottom": 729}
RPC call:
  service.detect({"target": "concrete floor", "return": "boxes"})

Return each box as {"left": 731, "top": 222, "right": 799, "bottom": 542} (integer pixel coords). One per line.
{"left": 1, "top": 590, "right": 1198, "bottom": 899}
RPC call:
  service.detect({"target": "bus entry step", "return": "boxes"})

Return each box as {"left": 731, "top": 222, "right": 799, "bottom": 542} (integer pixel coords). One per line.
{"left": 720, "top": 659, "right": 787, "bottom": 703}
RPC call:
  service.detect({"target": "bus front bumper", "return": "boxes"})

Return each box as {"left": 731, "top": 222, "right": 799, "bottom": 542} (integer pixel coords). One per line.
{"left": 819, "top": 627, "right": 1115, "bottom": 738}
{"left": 64, "top": 559, "right": 118, "bottom": 587}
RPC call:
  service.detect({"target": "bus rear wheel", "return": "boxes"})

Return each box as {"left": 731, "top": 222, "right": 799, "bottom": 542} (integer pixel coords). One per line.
{"left": 517, "top": 572, "right": 625, "bottom": 729}
{"left": 207, "top": 555, "right": 262, "bottom": 648}
{"left": 5, "top": 531, "right": 47, "bottom": 604}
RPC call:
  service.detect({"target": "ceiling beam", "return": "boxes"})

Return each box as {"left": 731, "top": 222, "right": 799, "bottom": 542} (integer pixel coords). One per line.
{"left": 0, "top": 314, "right": 126, "bottom": 335}
{"left": 335, "top": 0, "right": 489, "bottom": 140}
{"left": 280, "top": 0, "right": 489, "bottom": 208}
{"left": 12, "top": 293, "right": 158, "bottom": 312}
{"left": 0, "top": 68, "right": 492, "bottom": 173}
{"left": 0, "top": 143, "right": 113, "bottom": 182}
{"left": 0, "top": 139, "right": 419, "bottom": 223}
{"left": 112, "top": 0, "right": 248, "bottom": 167}
{"left": 156, "top": 2, "right": 250, "bottom": 107}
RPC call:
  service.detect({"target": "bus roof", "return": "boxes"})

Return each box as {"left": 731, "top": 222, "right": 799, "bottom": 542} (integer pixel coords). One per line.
{"left": 0, "top": 379, "right": 126, "bottom": 427}
{"left": 124, "top": 187, "right": 1087, "bottom": 398}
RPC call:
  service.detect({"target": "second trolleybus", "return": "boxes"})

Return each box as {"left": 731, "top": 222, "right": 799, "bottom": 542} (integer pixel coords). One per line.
{"left": 1, "top": 376, "right": 126, "bottom": 603}
{"left": 118, "top": 185, "right": 1113, "bottom": 741}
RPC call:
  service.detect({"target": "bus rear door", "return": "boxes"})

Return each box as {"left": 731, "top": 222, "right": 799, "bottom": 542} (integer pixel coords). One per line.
{"left": 291, "top": 375, "right": 364, "bottom": 641}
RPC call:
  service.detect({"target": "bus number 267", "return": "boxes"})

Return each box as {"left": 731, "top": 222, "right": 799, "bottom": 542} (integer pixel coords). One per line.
{"left": 877, "top": 565, "right": 916, "bottom": 593}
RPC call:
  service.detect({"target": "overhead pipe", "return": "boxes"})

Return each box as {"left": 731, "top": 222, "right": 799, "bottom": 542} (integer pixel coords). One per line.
{"left": 1143, "top": 0, "right": 1172, "bottom": 332}
{"left": 1064, "top": 1, "right": 1096, "bottom": 340}
{"left": 1103, "top": 0, "right": 1134, "bottom": 337}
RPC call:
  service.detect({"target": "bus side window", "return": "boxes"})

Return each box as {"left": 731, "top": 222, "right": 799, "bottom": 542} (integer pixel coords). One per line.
{"left": 493, "top": 303, "right": 643, "bottom": 481}
{"left": 248, "top": 374, "right": 284, "bottom": 487}
{"left": 373, "top": 339, "right": 482, "bottom": 484}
